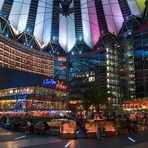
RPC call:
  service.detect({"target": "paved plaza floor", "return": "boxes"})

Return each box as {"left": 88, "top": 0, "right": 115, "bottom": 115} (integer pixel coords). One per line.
{"left": 0, "top": 127, "right": 147, "bottom": 148}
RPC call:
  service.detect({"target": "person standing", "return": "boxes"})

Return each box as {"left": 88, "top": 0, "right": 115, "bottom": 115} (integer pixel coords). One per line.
{"left": 96, "top": 123, "right": 104, "bottom": 140}
{"left": 25, "top": 120, "right": 31, "bottom": 134}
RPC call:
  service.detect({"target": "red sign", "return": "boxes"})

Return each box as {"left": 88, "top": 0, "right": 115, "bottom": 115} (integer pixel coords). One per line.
{"left": 56, "top": 80, "right": 67, "bottom": 90}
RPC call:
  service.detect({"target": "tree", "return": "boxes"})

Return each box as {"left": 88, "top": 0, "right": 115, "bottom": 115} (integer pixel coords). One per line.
{"left": 81, "top": 85, "right": 109, "bottom": 111}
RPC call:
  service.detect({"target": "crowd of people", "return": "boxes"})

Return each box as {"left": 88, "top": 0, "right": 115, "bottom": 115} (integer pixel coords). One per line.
{"left": 0, "top": 110, "right": 147, "bottom": 137}
{"left": 73, "top": 110, "right": 148, "bottom": 139}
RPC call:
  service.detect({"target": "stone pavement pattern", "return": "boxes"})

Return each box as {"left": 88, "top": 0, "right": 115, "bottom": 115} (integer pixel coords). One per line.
{"left": 0, "top": 127, "right": 148, "bottom": 148}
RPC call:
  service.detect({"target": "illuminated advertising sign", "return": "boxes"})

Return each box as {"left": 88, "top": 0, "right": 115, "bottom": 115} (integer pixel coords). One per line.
{"left": 56, "top": 80, "right": 67, "bottom": 90}
{"left": 43, "top": 78, "right": 67, "bottom": 91}
{"left": 43, "top": 78, "right": 57, "bottom": 87}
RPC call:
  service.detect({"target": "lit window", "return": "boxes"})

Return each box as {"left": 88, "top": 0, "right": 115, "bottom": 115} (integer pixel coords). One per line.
{"left": 88, "top": 76, "right": 95, "bottom": 82}
{"left": 106, "top": 48, "right": 109, "bottom": 52}
{"left": 9, "top": 90, "right": 13, "bottom": 94}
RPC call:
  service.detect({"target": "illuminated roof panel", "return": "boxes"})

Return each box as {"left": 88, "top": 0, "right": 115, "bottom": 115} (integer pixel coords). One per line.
{"left": 0, "top": 0, "right": 146, "bottom": 52}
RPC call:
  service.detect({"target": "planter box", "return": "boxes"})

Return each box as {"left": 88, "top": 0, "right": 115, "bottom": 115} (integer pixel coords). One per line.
{"left": 104, "top": 131, "right": 116, "bottom": 136}
{"left": 87, "top": 132, "right": 96, "bottom": 138}
{"left": 60, "top": 133, "right": 75, "bottom": 139}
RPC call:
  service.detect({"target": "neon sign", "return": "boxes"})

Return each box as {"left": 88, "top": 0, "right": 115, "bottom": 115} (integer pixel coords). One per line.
{"left": 43, "top": 78, "right": 67, "bottom": 91}
{"left": 43, "top": 78, "right": 57, "bottom": 87}
{"left": 56, "top": 81, "right": 67, "bottom": 90}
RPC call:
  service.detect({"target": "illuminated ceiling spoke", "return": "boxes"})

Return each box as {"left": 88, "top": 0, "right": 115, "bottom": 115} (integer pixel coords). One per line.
{"left": 0, "top": 0, "right": 146, "bottom": 53}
